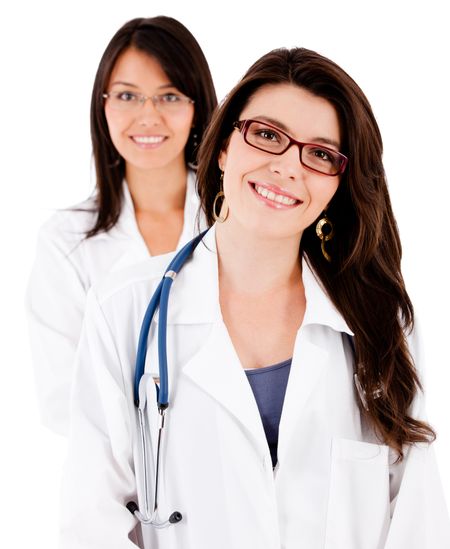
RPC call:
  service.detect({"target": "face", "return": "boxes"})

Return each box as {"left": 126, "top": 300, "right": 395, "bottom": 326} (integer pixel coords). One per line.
{"left": 104, "top": 47, "right": 195, "bottom": 173}
{"left": 219, "top": 83, "right": 342, "bottom": 241}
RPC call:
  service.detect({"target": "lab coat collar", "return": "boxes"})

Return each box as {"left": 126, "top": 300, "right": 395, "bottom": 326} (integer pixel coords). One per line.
{"left": 163, "top": 224, "right": 353, "bottom": 337}
{"left": 301, "top": 257, "right": 354, "bottom": 336}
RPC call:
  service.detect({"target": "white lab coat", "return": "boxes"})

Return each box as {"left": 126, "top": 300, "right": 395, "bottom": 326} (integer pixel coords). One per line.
{"left": 26, "top": 171, "right": 202, "bottom": 435}
{"left": 60, "top": 226, "right": 450, "bottom": 549}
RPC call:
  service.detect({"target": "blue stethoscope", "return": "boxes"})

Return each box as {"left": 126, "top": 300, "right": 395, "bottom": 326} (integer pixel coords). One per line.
{"left": 126, "top": 230, "right": 208, "bottom": 529}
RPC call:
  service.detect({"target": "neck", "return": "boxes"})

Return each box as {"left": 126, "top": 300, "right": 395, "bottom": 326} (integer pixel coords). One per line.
{"left": 215, "top": 220, "right": 303, "bottom": 296}
{"left": 125, "top": 158, "right": 188, "bottom": 213}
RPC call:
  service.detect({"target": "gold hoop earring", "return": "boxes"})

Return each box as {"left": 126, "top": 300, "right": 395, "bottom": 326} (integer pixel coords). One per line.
{"left": 316, "top": 213, "right": 334, "bottom": 262}
{"left": 212, "top": 171, "right": 229, "bottom": 223}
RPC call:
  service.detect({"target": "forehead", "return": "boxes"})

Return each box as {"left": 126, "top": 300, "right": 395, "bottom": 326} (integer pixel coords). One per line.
{"left": 108, "top": 47, "right": 170, "bottom": 88}
{"left": 240, "top": 83, "right": 341, "bottom": 142}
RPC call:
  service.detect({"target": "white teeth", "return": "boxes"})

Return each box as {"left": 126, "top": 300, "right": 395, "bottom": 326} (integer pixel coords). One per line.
{"left": 133, "top": 136, "right": 165, "bottom": 144}
{"left": 254, "top": 185, "right": 297, "bottom": 206}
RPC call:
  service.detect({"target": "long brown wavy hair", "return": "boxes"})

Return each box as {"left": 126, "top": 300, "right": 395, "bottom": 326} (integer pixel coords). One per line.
{"left": 196, "top": 47, "right": 435, "bottom": 459}
{"left": 87, "top": 16, "right": 217, "bottom": 238}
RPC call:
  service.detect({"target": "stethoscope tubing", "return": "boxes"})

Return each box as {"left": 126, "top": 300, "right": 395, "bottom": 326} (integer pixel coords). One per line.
{"left": 134, "top": 279, "right": 163, "bottom": 406}
{"left": 129, "top": 230, "right": 208, "bottom": 528}
{"left": 134, "top": 230, "right": 207, "bottom": 409}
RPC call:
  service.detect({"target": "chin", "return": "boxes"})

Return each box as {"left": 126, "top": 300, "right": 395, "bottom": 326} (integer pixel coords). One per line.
{"left": 233, "top": 216, "right": 287, "bottom": 241}
{"left": 125, "top": 155, "right": 177, "bottom": 172}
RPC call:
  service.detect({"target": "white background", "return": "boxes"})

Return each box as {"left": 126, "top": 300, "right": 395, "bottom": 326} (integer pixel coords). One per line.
{"left": 0, "top": 0, "right": 449, "bottom": 546}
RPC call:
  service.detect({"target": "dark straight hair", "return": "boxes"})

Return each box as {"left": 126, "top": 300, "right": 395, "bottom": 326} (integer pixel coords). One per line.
{"left": 87, "top": 16, "right": 217, "bottom": 238}
{"left": 197, "top": 47, "right": 435, "bottom": 459}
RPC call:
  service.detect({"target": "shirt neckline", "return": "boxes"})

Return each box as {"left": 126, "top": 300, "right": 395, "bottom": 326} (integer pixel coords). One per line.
{"left": 244, "top": 357, "right": 292, "bottom": 375}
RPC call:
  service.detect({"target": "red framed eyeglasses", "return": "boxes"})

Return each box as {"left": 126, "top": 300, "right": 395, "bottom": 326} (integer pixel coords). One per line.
{"left": 233, "top": 119, "right": 348, "bottom": 176}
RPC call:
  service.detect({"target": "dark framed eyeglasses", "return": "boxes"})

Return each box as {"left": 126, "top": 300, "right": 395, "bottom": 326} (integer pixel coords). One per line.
{"left": 233, "top": 119, "right": 348, "bottom": 176}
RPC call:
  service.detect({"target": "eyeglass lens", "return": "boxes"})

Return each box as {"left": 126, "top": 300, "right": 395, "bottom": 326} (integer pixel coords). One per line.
{"left": 244, "top": 120, "right": 344, "bottom": 176}
{"left": 105, "top": 91, "right": 192, "bottom": 112}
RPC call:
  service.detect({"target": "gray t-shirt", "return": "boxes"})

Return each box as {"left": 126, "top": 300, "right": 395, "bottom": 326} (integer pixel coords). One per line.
{"left": 245, "top": 358, "right": 292, "bottom": 467}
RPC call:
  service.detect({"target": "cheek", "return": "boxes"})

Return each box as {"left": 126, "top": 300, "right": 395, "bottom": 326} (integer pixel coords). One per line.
{"left": 172, "top": 111, "right": 195, "bottom": 139}
{"left": 222, "top": 161, "right": 252, "bottom": 209}
{"left": 104, "top": 109, "right": 127, "bottom": 140}
{"left": 222, "top": 149, "right": 257, "bottom": 182}
{"left": 308, "top": 179, "right": 339, "bottom": 209}
{"left": 324, "top": 180, "right": 340, "bottom": 207}
{"left": 300, "top": 180, "right": 340, "bottom": 229}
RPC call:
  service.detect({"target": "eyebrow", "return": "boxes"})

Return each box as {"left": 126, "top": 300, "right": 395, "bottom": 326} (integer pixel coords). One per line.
{"left": 253, "top": 115, "right": 341, "bottom": 150}
{"left": 309, "top": 136, "right": 341, "bottom": 150}
{"left": 110, "top": 81, "right": 177, "bottom": 90}
{"left": 255, "top": 115, "right": 290, "bottom": 133}
{"left": 110, "top": 81, "right": 138, "bottom": 88}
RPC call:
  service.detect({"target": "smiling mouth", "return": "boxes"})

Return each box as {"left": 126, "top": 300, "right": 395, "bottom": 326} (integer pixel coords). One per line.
{"left": 250, "top": 182, "right": 302, "bottom": 207}
{"left": 131, "top": 135, "right": 167, "bottom": 144}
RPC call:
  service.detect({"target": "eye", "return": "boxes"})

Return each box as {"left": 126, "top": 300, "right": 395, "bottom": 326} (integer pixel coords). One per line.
{"left": 160, "top": 93, "right": 182, "bottom": 103}
{"left": 260, "top": 129, "right": 279, "bottom": 141}
{"left": 252, "top": 127, "right": 282, "bottom": 143}
{"left": 310, "top": 147, "right": 334, "bottom": 163}
{"left": 116, "top": 91, "right": 138, "bottom": 102}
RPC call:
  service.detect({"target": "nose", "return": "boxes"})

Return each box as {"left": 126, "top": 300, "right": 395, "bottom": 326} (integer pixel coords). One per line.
{"left": 137, "top": 97, "right": 163, "bottom": 125}
{"left": 268, "top": 142, "right": 303, "bottom": 180}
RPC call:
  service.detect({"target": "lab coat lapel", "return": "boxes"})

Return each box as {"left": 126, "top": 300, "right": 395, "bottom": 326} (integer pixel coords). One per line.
{"left": 182, "top": 320, "right": 269, "bottom": 457}
{"left": 277, "top": 330, "right": 329, "bottom": 461}
{"left": 163, "top": 225, "right": 269, "bottom": 455}
{"left": 277, "top": 258, "right": 353, "bottom": 463}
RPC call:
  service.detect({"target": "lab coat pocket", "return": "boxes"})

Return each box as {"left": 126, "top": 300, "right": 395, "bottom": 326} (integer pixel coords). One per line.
{"left": 324, "top": 438, "right": 391, "bottom": 549}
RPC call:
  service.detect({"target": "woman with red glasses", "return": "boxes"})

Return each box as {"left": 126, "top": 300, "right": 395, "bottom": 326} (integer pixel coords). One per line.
{"left": 25, "top": 16, "right": 217, "bottom": 436}
{"left": 60, "top": 47, "right": 449, "bottom": 548}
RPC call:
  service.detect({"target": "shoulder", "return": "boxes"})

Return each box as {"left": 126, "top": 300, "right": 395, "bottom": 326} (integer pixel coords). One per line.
{"left": 37, "top": 195, "right": 98, "bottom": 249}
{"left": 186, "top": 168, "right": 201, "bottom": 203}
{"left": 404, "top": 315, "right": 424, "bottom": 368}
{"left": 89, "top": 228, "right": 218, "bottom": 330}
{"left": 403, "top": 315, "right": 430, "bottom": 418}
{"left": 86, "top": 253, "right": 175, "bottom": 347}
{"left": 92, "top": 250, "right": 176, "bottom": 308}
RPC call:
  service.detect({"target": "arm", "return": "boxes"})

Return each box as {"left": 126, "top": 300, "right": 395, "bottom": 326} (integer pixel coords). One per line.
{"left": 59, "top": 288, "right": 140, "bottom": 548}
{"left": 26, "top": 217, "right": 87, "bottom": 435}
{"left": 384, "top": 323, "right": 450, "bottom": 548}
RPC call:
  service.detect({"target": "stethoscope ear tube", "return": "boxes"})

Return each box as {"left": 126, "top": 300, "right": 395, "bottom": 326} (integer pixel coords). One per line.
{"left": 126, "top": 501, "right": 139, "bottom": 515}
{"left": 126, "top": 500, "right": 183, "bottom": 527}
